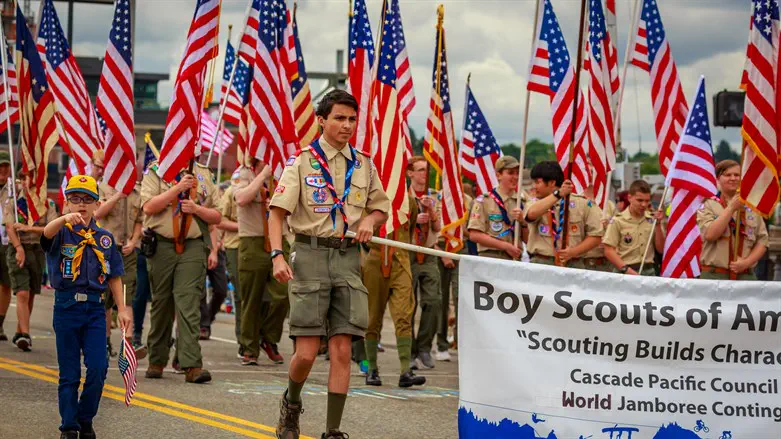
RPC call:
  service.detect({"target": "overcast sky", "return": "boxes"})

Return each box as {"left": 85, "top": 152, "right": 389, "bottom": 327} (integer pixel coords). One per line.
{"left": 50, "top": 0, "right": 748, "bottom": 156}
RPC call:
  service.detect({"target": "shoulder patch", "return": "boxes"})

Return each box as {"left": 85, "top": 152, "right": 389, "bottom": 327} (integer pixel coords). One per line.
{"left": 99, "top": 234, "right": 112, "bottom": 249}
{"left": 286, "top": 156, "right": 296, "bottom": 166}
{"left": 475, "top": 195, "right": 484, "bottom": 203}
{"left": 587, "top": 199, "right": 593, "bottom": 208}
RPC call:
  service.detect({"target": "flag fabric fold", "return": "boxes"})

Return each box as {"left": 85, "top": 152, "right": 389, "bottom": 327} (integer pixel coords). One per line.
{"left": 290, "top": 11, "right": 318, "bottom": 148}
{"left": 221, "top": 41, "right": 251, "bottom": 127}
{"left": 118, "top": 329, "right": 138, "bottom": 406}
{"left": 459, "top": 83, "right": 501, "bottom": 195}
{"left": 347, "top": 0, "right": 375, "bottom": 156}
{"left": 0, "top": 30, "right": 19, "bottom": 135}
{"left": 198, "top": 110, "right": 234, "bottom": 156}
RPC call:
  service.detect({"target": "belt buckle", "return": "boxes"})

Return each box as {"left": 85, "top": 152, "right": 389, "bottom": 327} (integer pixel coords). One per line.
{"left": 327, "top": 237, "right": 342, "bottom": 249}
{"left": 74, "top": 293, "right": 88, "bottom": 302}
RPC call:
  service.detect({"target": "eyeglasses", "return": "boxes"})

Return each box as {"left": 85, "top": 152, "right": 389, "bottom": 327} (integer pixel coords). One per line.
{"left": 66, "top": 195, "right": 97, "bottom": 205}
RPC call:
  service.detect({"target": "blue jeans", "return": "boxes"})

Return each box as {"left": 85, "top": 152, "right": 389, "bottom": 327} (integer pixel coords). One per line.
{"left": 53, "top": 297, "right": 107, "bottom": 432}
{"left": 133, "top": 251, "right": 151, "bottom": 341}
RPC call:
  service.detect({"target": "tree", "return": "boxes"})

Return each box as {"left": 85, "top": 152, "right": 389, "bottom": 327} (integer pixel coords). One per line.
{"left": 500, "top": 138, "right": 556, "bottom": 168}
{"left": 713, "top": 139, "right": 740, "bottom": 163}
{"left": 409, "top": 127, "right": 424, "bottom": 156}
{"left": 630, "top": 151, "right": 661, "bottom": 175}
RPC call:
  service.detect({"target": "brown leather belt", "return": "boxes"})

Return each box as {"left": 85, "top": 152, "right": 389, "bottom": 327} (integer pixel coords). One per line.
{"left": 701, "top": 265, "right": 750, "bottom": 275}
{"left": 530, "top": 254, "right": 582, "bottom": 262}
{"left": 295, "top": 234, "right": 356, "bottom": 250}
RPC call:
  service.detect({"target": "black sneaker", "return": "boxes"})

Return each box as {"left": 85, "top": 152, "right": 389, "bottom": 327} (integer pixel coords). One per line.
{"left": 399, "top": 371, "right": 426, "bottom": 388}
{"left": 13, "top": 333, "right": 31, "bottom": 352}
{"left": 0, "top": 326, "right": 7, "bottom": 341}
{"left": 276, "top": 391, "right": 303, "bottom": 439}
{"left": 365, "top": 369, "right": 382, "bottom": 386}
{"left": 79, "top": 423, "right": 96, "bottom": 439}
{"left": 60, "top": 430, "right": 78, "bottom": 439}
{"left": 321, "top": 430, "right": 349, "bottom": 439}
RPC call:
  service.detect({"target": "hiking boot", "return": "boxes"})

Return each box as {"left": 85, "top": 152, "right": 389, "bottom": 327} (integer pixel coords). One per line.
{"left": 199, "top": 327, "right": 210, "bottom": 341}
{"left": 321, "top": 430, "right": 349, "bottom": 439}
{"left": 145, "top": 364, "right": 164, "bottom": 379}
{"left": 241, "top": 354, "right": 258, "bottom": 366}
{"left": 60, "top": 430, "right": 78, "bottom": 439}
{"left": 261, "top": 341, "right": 284, "bottom": 364}
{"left": 132, "top": 340, "right": 148, "bottom": 360}
{"left": 377, "top": 342, "right": 385, "bottom": 353}
{"left": 399, "top": 371, "right": 426, "bottom": 388}
{"left": 417, "top": 352, "right": 435, "bottom": 369}
{"left": 0, "top": 326, "right": 7, "bottom": 341}
{"left": 79, "top": 423, "right": 96, "bottom": 439}
{"left": 171, "top": 358, "right": 185, "bottom": 374}
{"left": 276, "top": 391, "right": 303, "bottom": 439}
{"left": 13, "top": 333, "right": 31, "bottom": 352}
{"left": 184, "top": 368, "right": 212, "bottom": 384}
{"left": 237, "top": 345, "right": 245, "bottom": 359}
{"left": 365, "top": 369, "right": 382, "bottom": 386}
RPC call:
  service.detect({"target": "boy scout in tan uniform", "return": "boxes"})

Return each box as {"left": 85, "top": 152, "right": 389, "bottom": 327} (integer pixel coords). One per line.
{"left": 697, "top": 160, "right": 768, "bottom": 281}
{"left": 141, "top": 160, "right": 221, "bottom": 384}
{"left": 362, "top": 193, "right": 426, "bottom": 388}
{"left": 96, "top": 179, "right": 146, "bottom": 356}
{"left": 217, "top": 182, "right": 241, "bottom": 343}
{"left": 467, "top": 156, "right": 526, "bottom": 261}
{"left": 582, "top": 197, "right": 616, "bottom": 272}
{"left": 524, "top": 161, "right": 603, "bottom": 268}
{"left": 234, "top": 160, "right": 289, "bottom": 365}
{"left": 0, "top": 151, "right": 13, "bottom": 342}
{"left": 269, "top": 90, "right": 389, "bottom": 439}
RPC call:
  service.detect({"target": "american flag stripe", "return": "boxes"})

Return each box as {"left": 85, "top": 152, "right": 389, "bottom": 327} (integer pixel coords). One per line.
{"left": 629, "top": 0, "right": 688, "bottom": 177}
{"left": 392, "top": 0, "right": 415, "bottom": 159}
{"left": 290, "top": 11, "right": 317, "bottom": 148}
{"left": 661, "top": 76, "right": 718, "bottom": 279}
{"left": 459, "top": 83, "right": 501, "bottom": 195}
{"left": 119, "top": 331, "right": 137, "bottom": 406}
{"left": 157, "top": 0, "right": 220, "bottom": 182}
{"left": 97, "top": 0, "right": 136, "bottom": 196}
{"left": 347, "top": 0, "right": 374, "bottom": 156}
{"left": 238, "top": 0, "right": 261, "bottom": 63}
{"left": 740, "top": 0, "right": 781, "bottom": 217}
{"left": 198, "top": 110, "right": 234, "bottom": 155}
{"left": 0, "top": 32, "right": 19, "bottom": 134}
{"left": 220, "top": 41, "right": 250, "bottom": 127}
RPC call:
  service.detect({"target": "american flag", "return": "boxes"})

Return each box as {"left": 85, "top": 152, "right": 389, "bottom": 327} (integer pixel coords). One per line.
{"left": 458, "top": 83, "right": 501, "bottom": 195}
{"left": 347, "top": 0, "right": 374, "bottom": 156}
{"left": 661, "top": 77, "right": 717, "bottom": 279}
{"left": 370, "top": 0, "right": 410, "bottom": 235}
{"left": 290, "top": 11, "right": 318, "bottom": 148}
{"left": 0, "top": 31, "right": 19, "bottom": 135}
{"left": 387, "top": 0, "right": 414, "bottom": 158}
{"left": 96, "top": 0, "right": 136, "bottom": 196}
{"left": 527, "top": 0, "right": 590, "bottom": 193}
{"left": 629, "top": 0, "right": 688, "bottom": 177}
{"left": 740, "top": 0, "right": 781, "bottom": 217}
{"left": 247, "top": 0, "right": 298, "bottom": 175}
{"left": 585, "top": 0, "right": 619, "bottom": 209}
{"left": 16, "top": 7, "right": 58, "bottom": 223}
{"left": 118, "top": 331, "right": 138, "bottom": 406}
{"left": 238, "top": 0, "right": 261, "bottom": 63}
{"left": 157, "top": 0, "right": 220, "bottom": 182}
{"left": 220, "top": 41, "right": 251, "bottom": 127}
{"left": 422, "top": 20, "right": 465, "bottom": 252}
{"left": 37, "top": 0, "right": 102, "bottom": 174}
{"left": 198, "top": 110, "right": 234, "bottom": 156}
{"left": 144, "top": 132, "right": 160, "bottom": 170}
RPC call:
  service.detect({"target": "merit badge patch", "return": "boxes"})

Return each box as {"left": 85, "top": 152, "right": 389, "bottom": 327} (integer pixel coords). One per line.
{"left": 100, "top": 235, "right": 112, "bottom": 249}
{"left": 354, "top": 159, "right": 362, "bottom": 169}
{"left": 62, "top": 259, "right": 74, "bottom": 279}
{"left": 275, "top": 185, "right": 286, "bottom": 194}
{"left": 488, "top": 214, "right": 503, "bottom": 222}
{"left": 570, "top": 201, "right": 576, "bottom": 209}
{"left": 571, "top": 224, "right": 579, "bottom": 233}
{"left": 623, "top": 234, "right": 633, "bottom": 244}
{"left": 98, "top": 274, "right": 105, "bottom": 284}
{"left": 490, "top": 221, "right": 503, "bottom": 232}
{"left": 286, "top": 156, "right": 296, "bottom": 166}
{"left": 312, "top": 188, "right": 328, "bottom": 204}
{"left": 305, "top": 175, "right": 327, "bottom": 188}
{"left": 314, "top": 206, "right": 331, "bottom": 213}
{"left": 539, "top": 224, "right": 549, "bottom": 235}
{"left": 309, "top": 158, "right": 321, "bottom": 170}
{"left": 61, "top": 245, "right": 76, "bottom": 258}
{"left": 197, "top": 174, "right": 205, "bottom": 182}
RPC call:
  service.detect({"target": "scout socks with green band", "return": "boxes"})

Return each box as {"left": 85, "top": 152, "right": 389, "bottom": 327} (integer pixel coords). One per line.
{"left": 396, "top": 336, "right": 412, "bottom": 374}
{"left": 364, "top": 338, "right": 379, "bottom": 372}
{"left": 326, "top": 392, "right": 347, "bottom": 432}
{"left": 286, "top": 376, "right": 306, "bottom": 404}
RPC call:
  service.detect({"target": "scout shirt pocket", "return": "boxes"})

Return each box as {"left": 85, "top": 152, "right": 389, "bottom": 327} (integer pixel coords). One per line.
{"left": 347, "top": 173, "right": 368, "bottom": 209}
{"left": 742, "top": 212, "right": 760, "bottom": 250}
{"left": 566, "top": 203, "right": 585, "bottom": 247}
{"left": 303, "top": 173, "right": 332, "bottom": 207}
{"left": 346, "top": 277, "right": 369, "bottom": 329}
{"left": 289, "top": 281, "right": 322, "bottom": 327}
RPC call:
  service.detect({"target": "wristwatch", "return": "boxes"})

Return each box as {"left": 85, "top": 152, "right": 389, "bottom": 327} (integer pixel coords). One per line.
{"left": 270, "top": 249, "right": 285, "bottom": 260}
{"left": 619, "top": 265, "right": 629, "bottom": 274}
{"left": 553, "top": 189, "right": 562, "bottom": 199}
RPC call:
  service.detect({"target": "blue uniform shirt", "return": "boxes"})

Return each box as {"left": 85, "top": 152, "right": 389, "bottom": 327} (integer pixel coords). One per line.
{"left": 41, "top": 218, "right": 125, "bottom": 297}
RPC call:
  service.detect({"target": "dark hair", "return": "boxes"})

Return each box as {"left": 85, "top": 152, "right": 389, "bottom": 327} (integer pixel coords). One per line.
{"left": 715, "top": 159, "right": 740, "bottom": 178}
{"left": 616, "top": 190, "right": 629, "bottom": 205}
{"left": 628, "top": 179, "right": 651, "bottom": 195}
{"left": 530, "top": 161, "right": 564, "bottom": 186}
{"left": 316, "top": 90, "right": 359, "bottom": 119}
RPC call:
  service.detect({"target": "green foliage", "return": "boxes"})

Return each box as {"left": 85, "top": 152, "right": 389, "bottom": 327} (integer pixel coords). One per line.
{"left": 630, "top": 151, "right": 661, "bottom": 175}
{"left": 713, "top": 139, "right": 740, "bottom": 163}
{"left": 500, "top": 139, "right": 556, "bottom": 168}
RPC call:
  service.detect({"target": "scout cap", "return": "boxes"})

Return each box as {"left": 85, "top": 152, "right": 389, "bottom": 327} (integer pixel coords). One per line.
{"left": 64, "top": 175, "right": 99, "bottom": 199}
{"left": 0, "top": 150, "right": 9, "bottom": 165}
{"left": 495, "top": 155, "right": 520, "bottom": 172}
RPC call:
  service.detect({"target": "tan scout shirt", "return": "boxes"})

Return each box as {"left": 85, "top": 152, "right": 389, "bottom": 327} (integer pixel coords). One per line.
{"left": 410, "top": 187, "right": 441, "bottom": 249}
{"left": 467, "top": 188, "right": 524, "bottom": 254}
{"left": 602, "top": 208, "right": 656, "bottom": 265}
{"left": 524, "top": 194, "right": 604, "bottom": 257}
{"left": 99, "top": 182, "right": 143, "bottom": 246}
{"left": 2, "top": 195, "right": 57, "bottom": 244}
{"left": 270, "top": 138, "right": 390, "bottom": 238}
{"left": 140, "top": 162, "right": 217, "bottom": 240}
{"left": 0, "top": 181, "right": 12, "bottom": 245}
{"left": 697, "top": 198, "right": 769, "bottom": 269}
{"left": 584, "top": 200, "right": 617, "bottom": 259}
{"left": 219, "top": 185, "right": 239, "bottom": 249}
{"left": 233, "top": 166, "right": 267, "bottom": 237}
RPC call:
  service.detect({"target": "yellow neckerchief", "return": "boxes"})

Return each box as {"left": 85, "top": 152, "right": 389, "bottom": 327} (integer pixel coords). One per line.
{"left": 64, "top": 222, "right": 108, "bottom": 282}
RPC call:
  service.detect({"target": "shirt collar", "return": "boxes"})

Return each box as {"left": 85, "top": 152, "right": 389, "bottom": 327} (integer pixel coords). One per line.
{"left": 620, "top": 208, "right": 647, "bottom": 222}
{"left": 319, "top": 137, "right": 353, "bottom": 161}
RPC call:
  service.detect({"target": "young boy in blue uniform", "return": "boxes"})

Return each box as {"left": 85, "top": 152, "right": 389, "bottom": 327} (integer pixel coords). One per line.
{"left": 42, "top": 175, "right": 129, "bottom": 439}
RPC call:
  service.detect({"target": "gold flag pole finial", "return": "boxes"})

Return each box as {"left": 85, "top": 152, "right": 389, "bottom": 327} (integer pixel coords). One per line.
{"left": 437, "top": 4, "right": 444, "bottom": 26}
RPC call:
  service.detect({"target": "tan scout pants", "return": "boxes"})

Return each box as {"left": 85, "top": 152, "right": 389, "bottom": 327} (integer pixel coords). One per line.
{"left": 700, "top": 271, "right": 757, "bottom": 281}
{"left": 361, "top": 249, "right": 414, "bottom": 341}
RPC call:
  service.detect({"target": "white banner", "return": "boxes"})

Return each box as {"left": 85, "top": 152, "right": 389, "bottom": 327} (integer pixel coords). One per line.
{"left": 458, "top": 256, "right": 781, "bottom": 439}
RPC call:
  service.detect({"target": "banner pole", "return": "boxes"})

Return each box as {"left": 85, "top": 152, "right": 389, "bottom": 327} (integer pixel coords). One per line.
{"left": 638, "top": 185, "right": 670, "bottom": 274}
{"left": 0, "top": 30, "right": 17, "bottom": 223}
{"left": 345, "top": 231, "right": 463, "bottom": 262}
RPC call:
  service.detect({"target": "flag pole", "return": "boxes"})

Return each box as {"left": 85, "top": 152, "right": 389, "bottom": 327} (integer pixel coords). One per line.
{"left": 206, "top": 23, "right": 234, "bottom": 167}
{"left": 638, "top": 184, "right": 669, "bottom": 274}
{"left": 424, "top": 5, "right": 446, "bottom": 192}
{"left": 513, "top": 0, "right": 542, "bottom": 252}
{"left": 0, "top": 31, "right": 18, "bottom": 224}
{"left": 560, "top": 0, "right": 588, "bottom": 264}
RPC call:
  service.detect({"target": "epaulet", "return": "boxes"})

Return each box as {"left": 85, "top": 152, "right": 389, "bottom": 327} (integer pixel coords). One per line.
{"left": 194, "top": 161, "right": 209, "bottom": 169}
{"left": 708, "top": 196, "right": 719, "bottom": 202}
{"left": 356, "top": 149, "right": 371, "bottom": 158}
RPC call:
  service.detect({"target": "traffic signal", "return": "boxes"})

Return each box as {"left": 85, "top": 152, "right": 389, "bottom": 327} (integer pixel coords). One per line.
{"left": 712, "top": 90, "right": 745, "bottom": 128}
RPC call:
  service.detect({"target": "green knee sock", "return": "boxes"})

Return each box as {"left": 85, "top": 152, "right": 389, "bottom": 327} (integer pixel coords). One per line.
{"left": 396, "top": 336, "right": 412, "bottom": 374}
{"left": 287, "top": 376, "right": 306, "bottom": 404}
{"left": 0, "top": 314, "right": 5, "bottom": 329}
{"left": 326, "top": 392, "right": 347, "bottom": 432}
{"left": 364, "top": 338, "right": 378, "bottom": 372}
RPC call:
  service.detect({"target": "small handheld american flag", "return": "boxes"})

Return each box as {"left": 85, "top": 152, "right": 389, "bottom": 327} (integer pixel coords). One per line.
{"left": 118, "top": 329, "right": 137, "bottom": 406}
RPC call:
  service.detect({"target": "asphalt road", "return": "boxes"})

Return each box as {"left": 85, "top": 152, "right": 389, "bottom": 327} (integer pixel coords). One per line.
{"left": 0, "top": 288, "right": 459, "bottom": 438}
